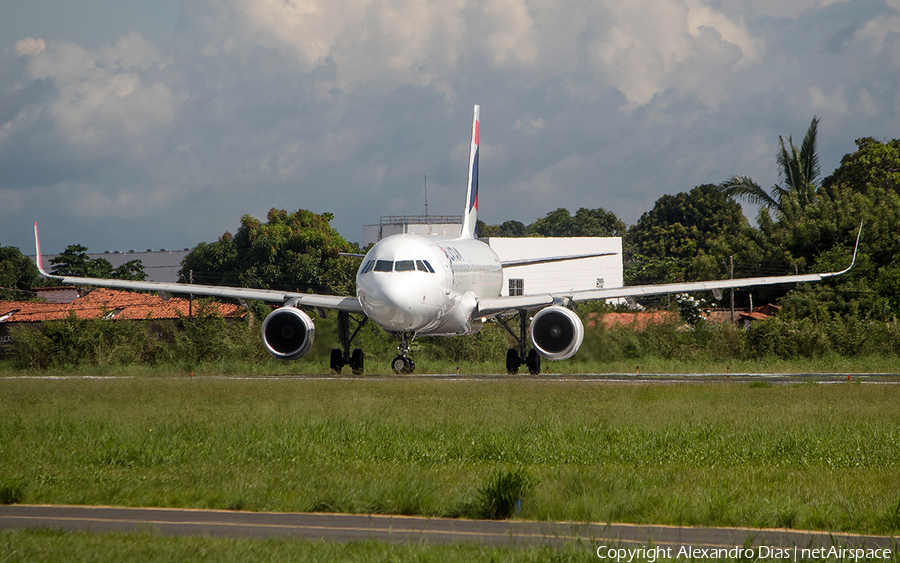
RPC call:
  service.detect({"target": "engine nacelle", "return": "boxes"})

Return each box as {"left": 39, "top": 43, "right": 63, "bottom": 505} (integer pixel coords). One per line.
{"left": 529, "top": 305, "right": 584, "bottom": 360}
{"left": 261, "top": 306, "right": 315, "bottom": 360}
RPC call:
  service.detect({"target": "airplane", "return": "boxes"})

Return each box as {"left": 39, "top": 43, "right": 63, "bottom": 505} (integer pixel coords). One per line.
{"left": 33, "top": 105, "right": 862, "bottom": 375}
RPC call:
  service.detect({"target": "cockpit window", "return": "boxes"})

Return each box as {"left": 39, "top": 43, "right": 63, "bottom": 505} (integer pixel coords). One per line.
{"left": 369, "top": 259, "right": 435, "bottom": 273}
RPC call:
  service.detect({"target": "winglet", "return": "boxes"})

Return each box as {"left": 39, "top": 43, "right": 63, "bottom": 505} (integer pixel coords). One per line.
{"left": 33, "top": 222, "right": 59, "bottom": 279}
{"left": 823, "top": 219, "right": 863, "bottom": 278}
{"left": 34, "top": 222, "right": 51, "bottom": 277}
{"left": 460, "top": 104, "right": 480, "bottom": 239}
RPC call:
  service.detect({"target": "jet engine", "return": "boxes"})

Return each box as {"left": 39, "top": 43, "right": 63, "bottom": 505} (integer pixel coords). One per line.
{"left": 529, "top": 305, "right": 584, "bottom": 360}
{"left": 261, "top": 306, "right": 315, "bottom": 360}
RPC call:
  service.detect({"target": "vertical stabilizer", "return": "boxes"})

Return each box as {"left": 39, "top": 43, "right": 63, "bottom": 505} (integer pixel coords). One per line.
{"left": 460, "top": 105, "right": 480, "bottom": 239}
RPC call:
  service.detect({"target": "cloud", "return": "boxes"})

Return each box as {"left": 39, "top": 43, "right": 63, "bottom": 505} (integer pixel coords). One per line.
{"left": 14, "top": 37, "right": 45, "bottom": 56}
{"left": 591, "top": 0, "right": 763, "bottom": 107}
{"left": 2, "top": 0, "right": 900, "bottom": 255}
{"left": 13, "top": 33, "right": 179, "bottom": 156}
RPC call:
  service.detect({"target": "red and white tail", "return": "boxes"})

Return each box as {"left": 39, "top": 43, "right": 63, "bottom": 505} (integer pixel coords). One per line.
{"left": 460, "top": 105, "right": 479, "bottom": 239}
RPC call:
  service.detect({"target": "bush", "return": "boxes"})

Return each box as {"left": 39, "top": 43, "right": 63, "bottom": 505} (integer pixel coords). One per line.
{"left": 451, "top": 468, "right": 533, "bottom": 520}
{"left": 9, "top": 304, "right": 265, "bottom": 370}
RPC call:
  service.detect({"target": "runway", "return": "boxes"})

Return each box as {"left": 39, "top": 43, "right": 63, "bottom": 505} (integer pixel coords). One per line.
{"left": 1, "top": 505, "right": 897, "bottom": 552}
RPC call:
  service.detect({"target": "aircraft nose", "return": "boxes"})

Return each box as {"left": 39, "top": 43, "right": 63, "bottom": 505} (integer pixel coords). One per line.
{"left": 358, "top": 276, "right": 437, "bottom": 332}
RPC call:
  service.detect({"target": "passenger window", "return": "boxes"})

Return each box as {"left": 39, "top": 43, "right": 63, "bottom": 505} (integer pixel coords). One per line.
{"left": 422, "top": 260, "right": 435, "bottom": 273}
{"left": 395, "top": 260, "right": 416, "bottom": 272}
{"left": 374, "top": 260, "right": 393, "bottom": 272}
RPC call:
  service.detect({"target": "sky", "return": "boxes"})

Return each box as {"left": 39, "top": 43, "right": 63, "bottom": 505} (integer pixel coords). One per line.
{"left": 1, "top": 0, "right": 899, "bottom": 254}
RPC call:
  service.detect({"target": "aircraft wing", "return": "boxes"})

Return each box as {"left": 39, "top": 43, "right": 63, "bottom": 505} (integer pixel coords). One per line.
{"left": 476, "top": 271, "right": 846, "bottom": 317}
{"left": 477, "top": 223, "right": 862, "bottom": 318}
{"left": 33, "top": 224, "right": 363, "bottom": 314}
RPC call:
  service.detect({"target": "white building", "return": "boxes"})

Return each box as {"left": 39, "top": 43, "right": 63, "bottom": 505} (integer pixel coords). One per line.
{"left": 486, "top": 237, "right": 623, "bottom": 297}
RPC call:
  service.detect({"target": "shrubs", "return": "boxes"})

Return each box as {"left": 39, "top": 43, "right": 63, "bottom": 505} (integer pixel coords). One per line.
{"left": 7, "top": 300, "right": 900, "bottom": 371}
{"left": 579, "top": 310, "right": 900, "bottom": 363}
{"left": 9, "top": 303, "right": 265, "bottom": 370}
{"left": 451, "top": 468, "right": 533, "bottom": 520}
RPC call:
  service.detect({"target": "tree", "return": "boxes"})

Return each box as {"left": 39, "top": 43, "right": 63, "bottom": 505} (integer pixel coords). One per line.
{"left": 526, "top": 207, "right": 626, "bottom": 237}
{"left": 477, "top": 220, "right": 526, "bottom": 238}
{"left": 49, "top": 245, "right": 146, "bottom": 280}
{"left": 719, "top": 117, "right": 821, "bottom": 218}
{"left": 626, "top": 184, "right": 757, "bottom": 279}
{"left": 179, "top": 208, "right": 359, "bottom": 296}
{"left": 0, "top": 246, "right": 41, "bottom": 300}
{"left": 754, "top": 136, "right": 900, "bottom": 320}
{"left": 822, "top": 137, "right": 900, "bottom": 198}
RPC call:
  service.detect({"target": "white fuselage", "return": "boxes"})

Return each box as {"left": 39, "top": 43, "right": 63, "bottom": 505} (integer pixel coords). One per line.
{"left": 356, "top": 234, "right": 503, "bottom": 335}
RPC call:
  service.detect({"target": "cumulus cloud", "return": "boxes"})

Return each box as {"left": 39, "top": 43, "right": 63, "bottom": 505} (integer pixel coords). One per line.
{"left": 14, "top": 37, "right": 45, "bottom": 56}
{"left": 2, "top": 0, "right": 899, "bottom": 253}
{"left": 13, "top": 33, "right": 179, "bottom": 156}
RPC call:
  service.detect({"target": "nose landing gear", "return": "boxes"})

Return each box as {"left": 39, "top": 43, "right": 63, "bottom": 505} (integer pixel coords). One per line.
{"left": 391, "top": 332, "right": 416, "bottom": 374}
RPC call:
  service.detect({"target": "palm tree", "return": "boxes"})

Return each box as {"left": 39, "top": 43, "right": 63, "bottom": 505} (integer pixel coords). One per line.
{"left": 719, "top": 116, "right": 821, "bottom": 217}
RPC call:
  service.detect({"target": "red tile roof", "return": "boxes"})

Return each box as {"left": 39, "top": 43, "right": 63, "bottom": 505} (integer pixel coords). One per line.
{"left": 0, "top": 288, "right": 244, "bottom": 323}
{"left": 591, "top": 311, "right": 680, "bottom": 330}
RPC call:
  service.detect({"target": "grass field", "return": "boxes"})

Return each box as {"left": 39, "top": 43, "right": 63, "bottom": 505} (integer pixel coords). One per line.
{"left": 0, "top": 529, "right": 596, "bottom": 563}
{"left": 2, "top": 377, "right": 898, "bottom": 539}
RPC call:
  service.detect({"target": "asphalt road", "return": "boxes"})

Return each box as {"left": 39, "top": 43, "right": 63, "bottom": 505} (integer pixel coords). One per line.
{"left": 2, "top": 505, "right": 897, "bottom": 552}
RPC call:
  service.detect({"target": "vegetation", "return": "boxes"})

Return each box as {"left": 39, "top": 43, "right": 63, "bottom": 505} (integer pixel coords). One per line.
{"left": 1, "top": 530, "right": 600, "bottom": 563}
{"left": 0, "top": 378, "right": 897, "bottom": 536}
{"left": 179, "top": 208, "right": 358, "bottom": 296}
{"left": 8, "top": 300, "right": 900, "bottom": 375}
{"left": 50, "top": 244, "right": 146, "bottom": 280}
{"left": 0, "top": 246, "right": 42, "bottom": 300}
{"left": 624, "top": 184, "right": 759, "bottom": 287}
{"left": 479, "top": 207, "right": 626, "bottom": 239}
{"left": 719, "top": 116, "right": 822, "bottom": 217}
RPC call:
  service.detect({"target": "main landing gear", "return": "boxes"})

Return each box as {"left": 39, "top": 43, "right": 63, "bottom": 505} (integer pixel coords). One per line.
{"left": 391, "top": 332, "right": 416, "bottom": 374}
{"left": 330, "top": 311, "right": 368, "bottom": 375}
{"left": 497, "top": 310, "right": 541, "bottom": 375}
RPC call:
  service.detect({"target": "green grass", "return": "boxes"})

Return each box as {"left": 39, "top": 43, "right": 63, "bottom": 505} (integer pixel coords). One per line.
{"left": 4, "top": 529, "right": 896, "bottom": 562}
{"left": 4, "top": 352, "right": 900, "bottom": 377}
{"left": 1, "top": 378, "right": 898, "bottom": 536}
{"left": 0, "top": 529, "right": 597, "bottom": 563}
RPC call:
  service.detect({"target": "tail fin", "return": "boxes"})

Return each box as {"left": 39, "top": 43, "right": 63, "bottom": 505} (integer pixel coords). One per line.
{"left": 460, "top": 104, "right": 480, "bottom": 239}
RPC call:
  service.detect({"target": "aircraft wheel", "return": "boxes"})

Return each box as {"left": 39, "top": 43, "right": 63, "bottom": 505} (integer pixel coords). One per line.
{"left": 350, "top": 349, "right": 364, "bottom": 376}
{"left": 391, "top": 356, "right": 414, "bottom": 374}
{"left": 526, "top": 349, "right": 541, "bottom": 375}
{"left": 506, "top": 348, "right": 521, "bottom": 375}
{"left": 330, "top": 349, "right": 344, "bottom": 374}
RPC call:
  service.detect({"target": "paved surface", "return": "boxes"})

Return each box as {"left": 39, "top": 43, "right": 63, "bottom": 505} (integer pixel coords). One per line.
{"left": 1, "top": 505, "right": 897, "bottom": 551}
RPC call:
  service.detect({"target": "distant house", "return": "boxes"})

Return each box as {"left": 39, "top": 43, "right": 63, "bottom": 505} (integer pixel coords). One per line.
{"left": 706, "top": 305, "right": 780, "bottom": 328}
{"left": 0, "top": 288, "right": 245, "bottom": 356}
{"left": 32, "top": 286, "right": 80, "bottom": 304}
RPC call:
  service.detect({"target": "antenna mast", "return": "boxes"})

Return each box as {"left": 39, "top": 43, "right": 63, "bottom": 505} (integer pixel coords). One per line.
{"left": 424, "top": 174, "right": 428, "bottom": 217}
